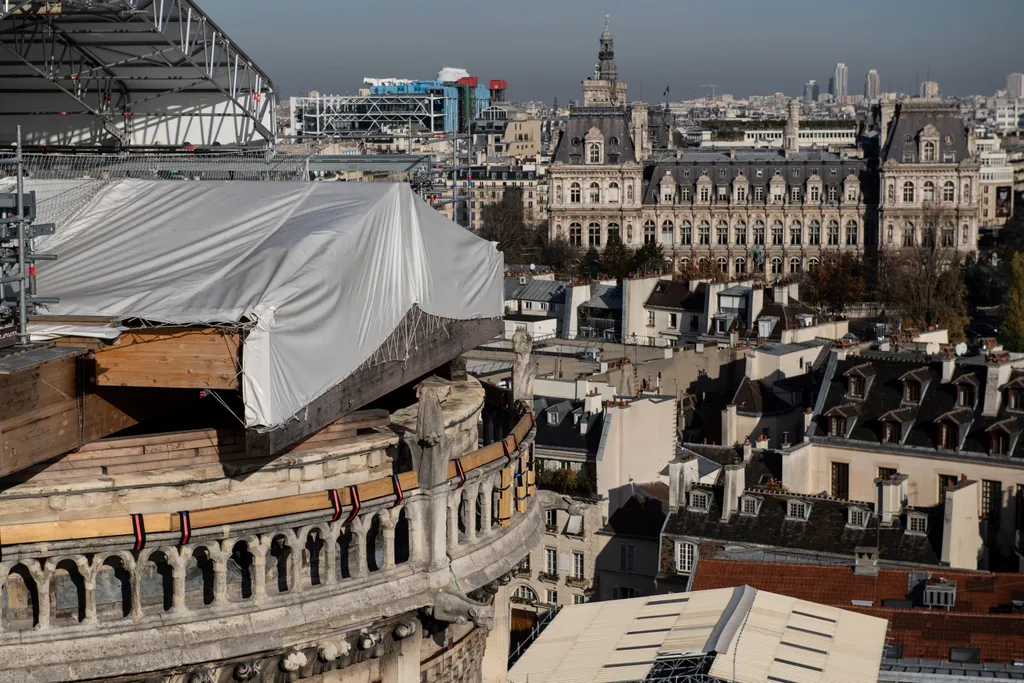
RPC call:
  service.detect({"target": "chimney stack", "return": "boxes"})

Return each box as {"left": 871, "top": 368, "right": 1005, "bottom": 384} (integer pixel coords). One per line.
{"left": 669, "top": 456, "right": 700, "bottom": 509}
{"left": 722, "top": 404, "right": 738, "bottom": 446}
{"left": 941, "top": 479, "right": 983, "bottom": 570}
{"left": 853, "top": 546, "right": 879, "bottom": 576}
{"left": 875, "top": 473, "right": 908, "bottom": 525}
{"left": 941, "top": 347, "right": 956, "bottom": 383}
{"left": 742, "top": 438, "right": 753, "bottom": 462}
{"left": 721, "top": 461, "right": 746, "bottom": 521}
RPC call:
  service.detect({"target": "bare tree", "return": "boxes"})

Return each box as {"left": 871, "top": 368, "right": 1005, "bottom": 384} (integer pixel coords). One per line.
{"left": 478, "top": 187, "right": 536, "bottom": 264}
{"left": 878, "top": 202, "right": 969, "bottom": 341}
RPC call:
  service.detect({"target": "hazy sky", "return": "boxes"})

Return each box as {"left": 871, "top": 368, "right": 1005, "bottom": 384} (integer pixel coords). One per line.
{"left": 206, "top": 0, "right": 1022, "bottom": 101}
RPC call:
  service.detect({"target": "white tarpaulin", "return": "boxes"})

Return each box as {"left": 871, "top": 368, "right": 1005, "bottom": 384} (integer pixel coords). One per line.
{"left": 34, "top": 179, "right": 502, "bottom": 428}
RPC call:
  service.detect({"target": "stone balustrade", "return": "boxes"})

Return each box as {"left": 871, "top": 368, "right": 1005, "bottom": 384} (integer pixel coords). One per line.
{"left": 0, "top": 376, "right": 550, "bottom": 682}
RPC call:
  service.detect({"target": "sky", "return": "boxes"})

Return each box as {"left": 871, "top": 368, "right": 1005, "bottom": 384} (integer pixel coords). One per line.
{"left": 205, "top": 0, "right": 1023, "bottom": 102}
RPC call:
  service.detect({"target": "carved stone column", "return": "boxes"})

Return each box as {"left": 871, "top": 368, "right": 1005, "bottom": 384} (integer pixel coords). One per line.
{"left": 447, "top": 496, "right": 460, "bottom": 552}
{"left": 171, "top": 560, "right": 187, "bottom": 613}
{"left": 213, "top": 559, "right": 227, "bottom": 604}
{"left": 382, "top": 527, "right": 396, "bottom": 570}
{"left": 413, "top": 376, "right": 455, "bottom": 571}
{"left": 351, "top": 527, "right": 368, "bottom": 579}
{"left": 512, "top": 329, "right": 537, "bottom": 407}
{"left": 83, "top": 576, "right": 97, "bottom": 624}
{"left": 480, "top": 482, "right": 493, "bottom": 532}
{"left": 252, "top": 551, "right": 267, "bottom": 601}
{"left": 464, "top": 483, "right": 479, "bottom": 543}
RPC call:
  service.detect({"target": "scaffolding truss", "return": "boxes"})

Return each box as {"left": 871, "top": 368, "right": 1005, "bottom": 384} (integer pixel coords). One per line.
{"left": 0, "top": 0, "right": 275, "bottom": 148}
{"left": 291, "top": 93, "right": 451, "bottom": 139}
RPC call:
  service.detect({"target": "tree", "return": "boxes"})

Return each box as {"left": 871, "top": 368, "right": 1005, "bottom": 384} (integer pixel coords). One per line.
{"left": 802, "top": 252, "right": 865, "bottom": 317}
{"left": 877, "top": 203, "right": 969, "bottom": 342}
{"left": 633, "top": 241, "right": 667, "bottom": 276}
{"left": 1000, "top": 252, "right": 1024, "bottom": 352}
{"left": 537, "top": 234, "right": 580, "bottom": 274}
{"left": 599, "top": 229, "right": 635, "bottom": 279}
{"left": 478, "top": 187, "right": 534, "bottom": 264}
{"left": 677, "top": 257, "right": 725, "bottom": 282}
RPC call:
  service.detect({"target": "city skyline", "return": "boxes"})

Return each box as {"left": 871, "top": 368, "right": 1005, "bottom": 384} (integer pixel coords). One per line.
{"left": 208, "top": 0, "right": 1022, "bottom": 101}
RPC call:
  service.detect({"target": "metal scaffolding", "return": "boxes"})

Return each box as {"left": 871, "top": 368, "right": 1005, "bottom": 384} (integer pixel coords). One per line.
{"left": 0, "top": 0, "right": 275, "bottom": 148}
{"left": 290, "top": 93, "right": 452, "bottom": 139}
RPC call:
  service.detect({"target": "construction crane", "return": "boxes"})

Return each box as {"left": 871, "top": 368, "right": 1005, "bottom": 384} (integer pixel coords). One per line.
{"left": 702, "top": 85, "right": 719, "bottom": 100}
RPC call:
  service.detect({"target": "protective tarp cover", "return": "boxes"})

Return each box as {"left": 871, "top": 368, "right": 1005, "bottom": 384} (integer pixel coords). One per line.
{"left": 35, "top": 179, "right": 502, "bottom": 428}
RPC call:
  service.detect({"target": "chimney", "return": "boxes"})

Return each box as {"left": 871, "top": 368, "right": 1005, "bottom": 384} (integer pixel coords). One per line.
{"left": 742, "top": 438, "right": 753, "bottom": 462}
{"left": 722, "top": 404, "right": 738, "bottom": 446}
{"left": 669, "top": 456, "right": 700, "bottom": 509}
{"left": 803, "top": 407, "right": 814, "bottom": 436}
{"left": 853, "top": 546, "right": 879, "bottom": 576}
{"left": 774, "top": 285, "right": 789, "bottom": 307}
{"left": 750, "top": 286, "right": 764, "bottom": 323}
{"left": 941, "top": 479, "right": 982, "bottom": 570}
{"left": 788, "top": 281, "right": 800, "bottom": 303}
{"left": 875, "top": 473, "right": 908, "bottom": 525}
{"left": 941, "top": 348, "right": 956, "bottom": 383}
{"left": 982, "top": 361, "right": 1013, "bottom": 417}
{"left": 721, "top": 461, "right": 746, "bottom": 521}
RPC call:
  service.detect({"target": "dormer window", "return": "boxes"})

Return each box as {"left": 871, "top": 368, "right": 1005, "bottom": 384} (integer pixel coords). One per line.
{"left": 904, "top": 380, "right": 921, "bottom": 403}
{"left": 990, "top": 431, "right": 1009, "bottom": 456}
{"left": 786, "top": 500, "right": 810, "bottom": 521}
{"left": 689, "top": 490, "right": 710, "bottom": 512}
{"left": 588, "top": 143, "right": 601, "bottom": 164}
{"left": 923, "top": 140, "right": 937, "bottom": 162}
{"left": 547, "top": 410, "right": 559, "bottom": 426}
{"left": 740, "top": 496, "right": 761, "bottom": 516}
{"left": 847, "top": 507, "right": 869, "bottom": 528}
{"left": 829, "top": 416, "right": 847, "bottom": 437}
{"left": 1009, "top": 389, "right": 1022, "bottom": 411}
{"left": 848, "top": 376, "right": 865, "bottom": 398}
{"left": 907, "top": 513, "right": 928, "bottom": 535}
{"left": 957, "top": 385, "right": 973, "bottom": 408}
{"left": 938, "top": 421, "right": 958, "bottom": 450}
{"left": 883, "top": 421, "right": 900, "bottom": 444}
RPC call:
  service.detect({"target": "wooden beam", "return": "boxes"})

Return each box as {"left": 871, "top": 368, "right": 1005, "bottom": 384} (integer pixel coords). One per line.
{"left": 93, "top": 328, "right": 241, "bottom": 390}
{"left": 246, "top": 315, "right": 502, "bottom": 457}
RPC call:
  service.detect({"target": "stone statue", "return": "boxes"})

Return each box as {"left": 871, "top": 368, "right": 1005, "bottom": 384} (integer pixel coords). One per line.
{"left": 424, "top": 589, "right": 495, "bottom": 631}
{"left": 416, "top": 376, "right": 450, "bottom": 448}
{"left": 512, "top": 329, "right": 537, "bottom": 405}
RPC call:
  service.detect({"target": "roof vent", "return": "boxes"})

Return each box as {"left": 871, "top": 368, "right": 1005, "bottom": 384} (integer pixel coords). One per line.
{"left": 922, "top": 579, "right": 956, "bottom": 610}
{"left": 519, "top": 276, "right": 527, "bottom": 285}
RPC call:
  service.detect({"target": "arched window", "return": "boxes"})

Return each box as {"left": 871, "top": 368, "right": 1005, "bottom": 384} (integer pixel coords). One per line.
{"left": 902, "top": 181, "right": 915, "bottom": 202}
{"left": 771, "top": 257, "right": 783, "bottom": 274}
{"left": 513, "top": 585, "right": 537, "bottom": 603}
{"left": 643, "top": 220, "right": 656, "bottom": 244}
{"left": 789, "top": 257, "right": 802, "bottom": 274}
{"left": 753, "top": 220, "right": 766, "bottom": 245}
{"left": 698, "top": 257, "right": 710, "bottom": 269}
{"left": 734, "top": 257, "right": 746, "bottom": 274}
{"left": 902, "top": 221, "right": 915, "bottom": 247}
{"left": 771, "top": 220, "right": 784, "bottom": 245}
{"left": 569, "top": 182, "right": 581, "bottom": 203}
{"left": 588, "top": 182, "right": 601, "bottom": 203}
{"left": 680, "top": 220, "right": 693, "bottom": 245}
{"left": 942, "top": 181, "right": 955, "bottom": 202}
{"left": 923, "top": 140, "right": 936, "bottom": 162}
{"left": 588, "top": 222, "right": 601, "bottom": 247}
{"left": 717, "top": 257, "right": 729, "bottom": 274}
{"left": 608, "top": 136, "right": 620, "bottom": 148}
{"left": 808, "top": 220, "right": 821, "bottom": 245}
{"left": 941, "top": 222, "right": 955, "bottom": 247}
{"left": 923, "top": 181, "right": 935, "bottom": 202}
{"left": 808, "top": 257, "right": 819, "bottom": 270}
{"left": 588, "top": 142, "right": 601, "bottom": 164}
{"left": 845, "top": 220, "right": 858, "bottom": 246}
{"left": 789, "top": 220, "right": 802, "bottom": 246}
{"left": 661, "top": 220, "right": 674, "bottom": 245}
{"left": 679, "top": 257, "right": 690, "bottom": 272}
{"left": 608, "top": 182, "right": 620, "bottom": 203}
{"left": 717, "top": 220, "right": 729, "bottom": 245}
{"left": 734, "top": 220, "right": 747, "bottom": 245}
{"left": 569, "top": 222, "right": 582, "bottom": 246}
{"left": 607, "top": 222, "right": 620, "bottom": 241}
{"left": 827, "top": 219, "right": 840, "bottom": 245}
{"left": 698, "top": 219, "right": 711, "bottom": 245}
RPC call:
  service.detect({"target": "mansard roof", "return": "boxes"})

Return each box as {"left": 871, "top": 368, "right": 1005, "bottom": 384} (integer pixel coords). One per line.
{"left": 813, "top": 355, "right": 1024, "bottom": 458}
{"left": 881, "top": 100, "right": 971, "bottom": 163}
{"left": 551, "top": 109, "right": 637, "bottom": 165}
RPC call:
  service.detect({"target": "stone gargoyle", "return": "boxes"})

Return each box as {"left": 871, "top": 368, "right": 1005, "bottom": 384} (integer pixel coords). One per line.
{"left": 423, "top": 589, "right": 495, "bottom": 631}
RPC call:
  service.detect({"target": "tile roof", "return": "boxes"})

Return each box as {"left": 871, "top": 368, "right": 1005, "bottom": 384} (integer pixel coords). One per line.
{"left": 882, "top": 101, "right": 972, "bottom": 164}
{"left": 690, "top": 559, "right": 1024, "bottom": 664}
{"left": 551, "top": 111, "right": 637, "bottom": 165}
{"left": 580, "top": 283, "right": 621, "bottom": 310}
{"left": 532, "top": 397, "right": 604, "bottom": 454}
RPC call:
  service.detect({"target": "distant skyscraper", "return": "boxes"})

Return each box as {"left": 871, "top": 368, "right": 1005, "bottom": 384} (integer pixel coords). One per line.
{"left": 833, "top": 63, "right": 848, "bottom": 99}
{"left": 1008, "top": 73, "right": 1024, "bottom": 99}
{"left": 828, "top": 76, "right": 836, "bottom": 97}
{"left": 803, "top": 80, "right": 819, "bottom": 104}
{"left": 919, "top": 80, "right": 939, "bottom": 99}
{"left": 864, "top": 69, "right": 881, "bottom": 100}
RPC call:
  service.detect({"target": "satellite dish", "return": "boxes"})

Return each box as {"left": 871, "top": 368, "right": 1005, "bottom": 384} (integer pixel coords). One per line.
{"left": 955, "top": 342, "right": 967, "bottom": 356}
{"left": 529, "top": 263, "right": 536, "bottom": 271}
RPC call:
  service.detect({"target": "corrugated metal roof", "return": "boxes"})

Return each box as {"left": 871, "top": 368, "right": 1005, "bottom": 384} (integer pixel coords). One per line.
{"left": 508, "top": 587, "right": 887, "bottom": 683}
